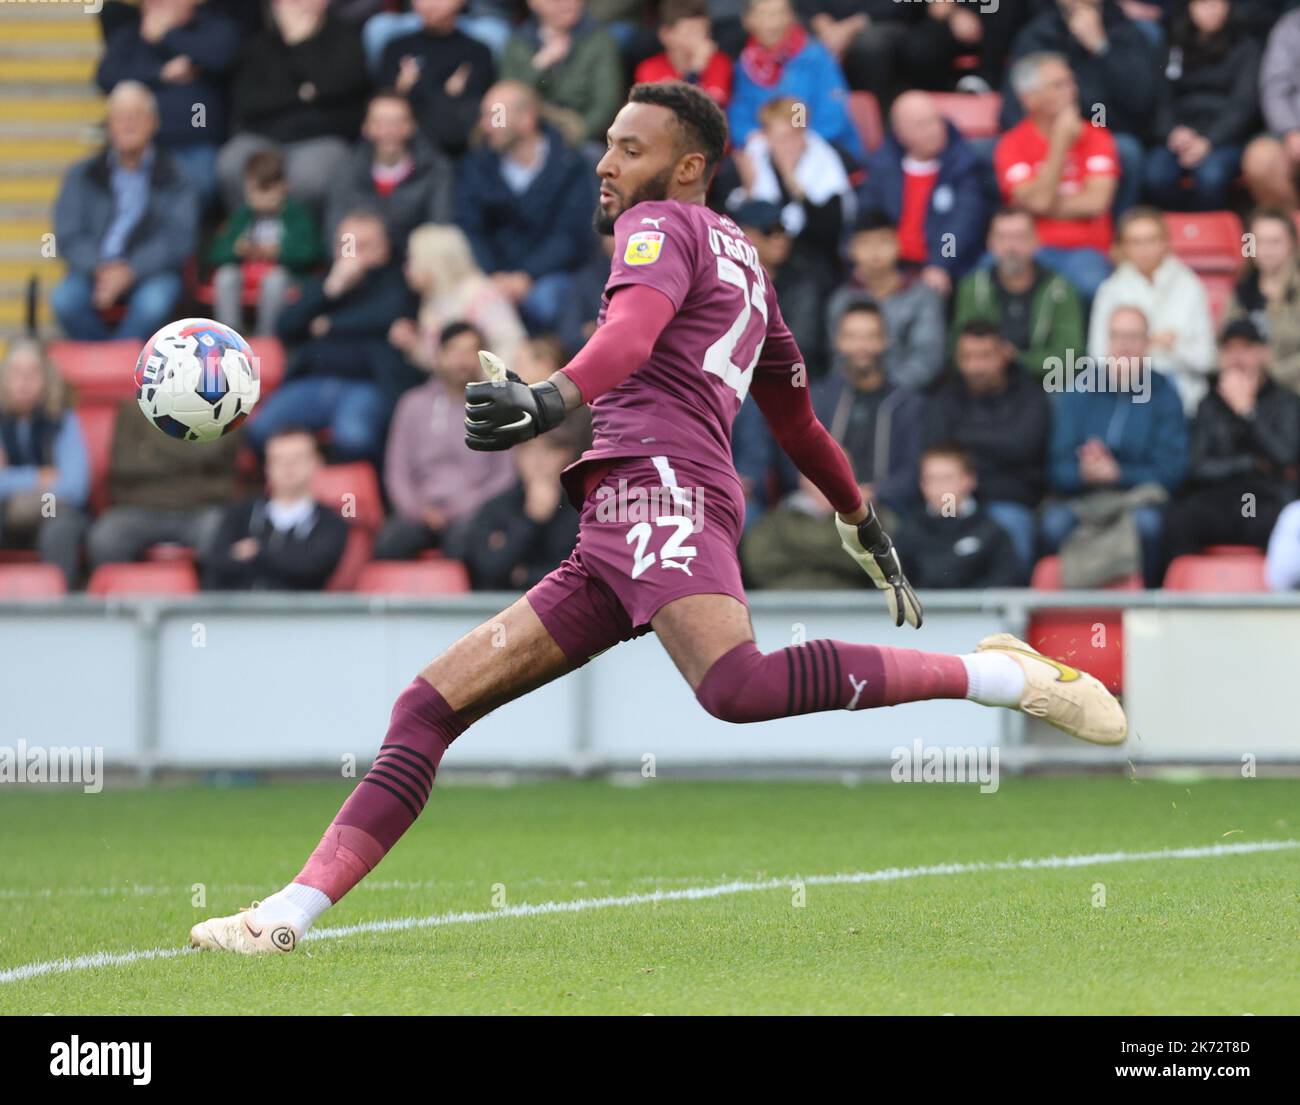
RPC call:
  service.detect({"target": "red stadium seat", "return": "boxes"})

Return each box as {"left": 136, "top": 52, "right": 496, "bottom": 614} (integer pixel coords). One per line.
{"left": 245, "top": 337, "right": 287, "bottom": 397}
{"left": 0, "top": 563, "right": 67, "bottom": 599}
{"left": 1163, "top": 212, "right": 1243, "bottom": 275}
{"left": 325, "top": 527, "right": 374, "bottom": 592}
{"left": 0, "top": 549, "right": 40, "bottom": 564}
{"left": 1201, "top": 271, "right": 1236, "bottom": 327}
{"left": 144, "top": 543, "right": 196, "bottom": 563}
{"left": 1029, "top": 555, "right": 1143, "bottom": 591}
{"left": 930, "top": 92, "right": 1003, "bottom": 140}
{"left": 48, "top": 340, "right": 140, "bottom": 404}
{"left": 1164, "top": 551, "right": 1267, "bottom": 592}
{"left": 355, "top": 559, "right": 471, "bottom": 595}
{"left": 847, "top": 92, "right": 885, "bottom": 153}
{"left": 76, "top": 403, "right": 118, "bottom": 515}
{"left": 87, "top": 561, "right": 199, "bottom": 595}
{"left": 311, "top": 462, "right": 384, "bottom": 533}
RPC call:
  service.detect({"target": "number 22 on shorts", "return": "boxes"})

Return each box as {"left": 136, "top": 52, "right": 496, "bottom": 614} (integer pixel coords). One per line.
{"left": 627, "top": 516, "right": 698, "bottom": 579}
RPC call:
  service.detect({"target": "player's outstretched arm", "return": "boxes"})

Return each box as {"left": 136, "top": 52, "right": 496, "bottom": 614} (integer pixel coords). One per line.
{"left": 464, "top": 285, "right": 675, "bottom": 451}
{"left": 749, "top": 335, "right": 923, "bottom": 629}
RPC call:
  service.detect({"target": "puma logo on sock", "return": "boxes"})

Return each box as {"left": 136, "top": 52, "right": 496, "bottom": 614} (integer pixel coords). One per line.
{"left": 846, "top": 674, "right": 869, "bottom": 711}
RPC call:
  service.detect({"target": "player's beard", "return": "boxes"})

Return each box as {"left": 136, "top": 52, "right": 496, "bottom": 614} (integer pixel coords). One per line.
{"left": 593, "top": 166, "right": 675, "bottom": 235}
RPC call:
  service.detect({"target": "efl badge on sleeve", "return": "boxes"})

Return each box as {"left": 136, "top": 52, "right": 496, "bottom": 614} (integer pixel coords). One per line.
{"left": 624, "top": 230, "right": 664, "bottom": 266}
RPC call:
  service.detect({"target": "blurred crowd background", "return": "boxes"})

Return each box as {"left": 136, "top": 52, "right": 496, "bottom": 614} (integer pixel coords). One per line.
{"left": 4, "top": 0, "right": 1300, "bottom": 598}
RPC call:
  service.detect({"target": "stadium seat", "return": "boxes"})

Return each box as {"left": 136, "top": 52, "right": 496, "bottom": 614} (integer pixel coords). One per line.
{"left": 1030, "top": 556, "right": 1143, "bottom": 591}
{"left": 0, "top": 563, "right": 66, "bottom": 599}
{"left": 48, "top": 340, "right": 140, "bottom": 403}
{"left": 325, "top": 527, "right": 374, "bottom": 592}
{"left": 144, "top": 543, "right": 196, "bottom": 563}
{"left": 245, "top": 337, "right": 287, "bottom": 398}
{"left": 355, "top": 559, "right": 471, "bottom": 595}
{"left": 311, "top": 462, "right": 384, "bottom": 533}
{"left": 1164, "top": 551, "right": 1267, "bottom": 592}
{"left": 930, "top": 92, "right": 1002, "bottom": 140}
{"left": 0, "top": 549, "right": 40, "bottom": 564}
{"left": 87, "top": 561, "right": 199, "bottom": 595}
{"left": 76, "top": 402, "right": 118, "bottom": 515}
{"left": 1163, "top": 212, "right": 1243, "bottom": 275}
{"left": 847, "top": 92, "right": 885, "bottom": 153}
{"left": 1201, "top": 271, "right": 1236, "bottom": 327}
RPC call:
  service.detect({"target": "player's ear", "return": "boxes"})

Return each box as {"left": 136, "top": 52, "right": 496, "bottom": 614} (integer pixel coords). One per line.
{"left": 677, "top": 150, "right": 707, "bottom": 189}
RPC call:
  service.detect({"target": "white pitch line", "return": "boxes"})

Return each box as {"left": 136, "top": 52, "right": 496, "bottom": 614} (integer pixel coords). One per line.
{"left": 1, "top": 839, "right": 1295, "bottom": 986}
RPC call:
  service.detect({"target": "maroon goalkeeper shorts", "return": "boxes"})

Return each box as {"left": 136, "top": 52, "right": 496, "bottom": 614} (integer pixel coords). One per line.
{"left": 526, "top": 454, "right": 749, "bottom": 667}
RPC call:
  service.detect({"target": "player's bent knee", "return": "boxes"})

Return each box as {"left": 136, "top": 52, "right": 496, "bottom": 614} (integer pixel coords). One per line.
{"left": 695, "top": 640, "right": 769, "bottom": 724}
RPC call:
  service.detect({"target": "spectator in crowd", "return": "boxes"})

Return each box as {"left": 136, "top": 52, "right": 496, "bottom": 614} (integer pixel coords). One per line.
{"left": 999, "top": 0, "right": 1159, "bottom": 213}
{"left": 446, "top": 434, "right": 581, "bottom": 589}
{"left": 0, "top": 341, "right": 90, "bottom": 589}
{"left": 813, "top": 301, "right": 925, "bottom": 520}
{"left": 363, "top": 0, "right": 514, "bottom": 74}
{"left": 378, "top": 0, "right": 496, "bottom": 160}
{"left": 892, "top": 445, "right": 1023, "bottom": 589}
{"left": 950, "top": 207, "right": 1085, "bottom": 378}
{"left": 796, "top": 0, "right": 920, "bottom": 109}
{"left": 1164, "top": 319, "right": 1300, "bottom": 568}
{"left": 87, "top": 397, "right": 239, "bottom": 570}
{"left": 1242, "top": 5, "right": 1300, "bottom": 211}
{"left": 1043, "top": 305, "right": 1188, "bottom": 587}
{"left": 51, "top": 82, "right": 197, "bottom": 342}
{"left": 924, "top": 319, "right": 1051, "bottom": 576}
{"left": 390, "top": 223, "right": 527, "bottom": 373}
{"left": 1265, "top": 499, "right": 1300, "bottom": 590}
{"left": 995, "top": 52, "right": 1119, "bottom": 301}
{"left": 95, "top": 0, "right": 240, "bottom": 209}
{"left": 892, "top": 0, "right": 1032, "bottom": 96}
{"left": 251, "top": 212, "right": 419, "bottom": 463}
{"left": 218, "top": 0, "right": 369, "bottom": 212}
{"left": 858, "top": 90, "right": 993, "bottom": 296}
{"left": 1145, "top": 0, "right": 1263, "bottom": 212}
{"left": 506, "top": 333, "right": 593, "bottom": 448}
{"left": 456, "top": 81, "right": 597, "bottom": 333}
{"left": 500, "top": 0, "right": 624, "bottom": 148}
{"left": 555, "top": 232, "right": 617, "bottom": 355}
{"left": 727, "top": 97, "right": 850, "bottom": 354}
{"left": 1088, "top": 206, "right": 1216, "bottom": 413}
{"left": 1226, "top": 207, "right": 1300, "bottom": 395}
{"left": 324, "top": 91, "right": 454, "bottom": 255}
{"left": 741, "top": 473, "right": 870, "bottom": 589}
{"left": 826, "top": 213, "right": 946, "bottom": 392}
{"left": 729, "top": 0, "right": 865, "bottom": 164}
{"left": 634, "top": 0, "right": 734, "bottom": 107}
{"left": 205, "top": 427, "right": 347, "bottom": 591}
{"left": 376, "top": 321, "right": 518, "bottom": 558}
{"left": 209, "top": 149, "right": 325, "bottom": 336}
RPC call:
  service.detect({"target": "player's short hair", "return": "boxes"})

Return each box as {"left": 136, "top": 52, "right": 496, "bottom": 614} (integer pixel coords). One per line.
{"left": 660, "top": 0, "right": 708, "bottom": 24}
{"left": 628, "top": 80, "right": 729, "bottom": 175}
{"left": 921, "top": 442, "right": 975, "bottom": 474}
{"left": 852, "top": 209, "right": 897, "bottom": 236}
{"left": 1117, "top": 205, "right": 1168, "bottom": 238}
{"left": 956, "top": 318, "right": 1002, "bottom": 343}
{"left": 243, "top": 149, "right": 285, "bottom": 189}
{"left": 439, "top": 321, "right": 485, "bottom": 348}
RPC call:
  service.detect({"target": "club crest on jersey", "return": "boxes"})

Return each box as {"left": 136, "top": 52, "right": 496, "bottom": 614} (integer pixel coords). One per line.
{"left": 625, "top": 230, "right": 664, "bottom": 266}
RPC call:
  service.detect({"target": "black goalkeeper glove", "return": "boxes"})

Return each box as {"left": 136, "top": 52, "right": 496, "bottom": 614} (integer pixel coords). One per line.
{"left": 464, "top": 351, "right": 567, "bottom": 452}
{"left": 835, "top": 503, "right": 924, "bottom": 629}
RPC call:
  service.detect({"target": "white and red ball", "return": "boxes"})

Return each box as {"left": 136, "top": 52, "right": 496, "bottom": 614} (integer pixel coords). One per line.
{"left": 134, "top": 318, "right": 259, "bottom": 443}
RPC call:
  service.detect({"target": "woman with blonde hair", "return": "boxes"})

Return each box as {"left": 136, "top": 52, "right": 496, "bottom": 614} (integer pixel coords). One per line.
{"left": 0, "top": 339, "right": 90, "bottom": 588}
{"left": 388, "top": 224, "right": 526, "bottom": 372}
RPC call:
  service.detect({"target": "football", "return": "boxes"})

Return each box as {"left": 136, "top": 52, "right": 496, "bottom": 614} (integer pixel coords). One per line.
{"left": 134, "top": 317, "right": 260, "bottom": 442}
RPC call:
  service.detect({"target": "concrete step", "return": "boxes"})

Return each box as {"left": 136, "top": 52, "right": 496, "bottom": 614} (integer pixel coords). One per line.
{"left": 0, "top": 136, "right": 99, "bottom": 161}
{"left": 0, "top": 57, "right": 97, "bottom": 84}
{"left": 0, "top": 256, "right": 63, "bottom": 282}
{"left": 0, "top": 97, "right": 104, "bottom": 124}
{"left": 0, "top": 177, "right": 60, "bottom": 204}
{"left": 0, "top": 217, "right": 53, "bottom": 243}
{"left": 0, "top": 18, "right": 100, "bottom": 43}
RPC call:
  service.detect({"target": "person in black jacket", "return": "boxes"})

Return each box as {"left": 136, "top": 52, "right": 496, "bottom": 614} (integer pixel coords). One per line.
{"left": 1163, "top": 319, "right": 1300, "bottom": 565}
{"left": 1143, "top": 0, "right": 1263, "bottom": 211}
{"left": 247, "top": 212, "right": 420, "bottom": 462}
{"left": 217, "top": 0, "right": 370, "bottom": 212}
{"left": 205, "top": 428, "right": 348, "bottom": 591}
{"left": 378, "top": 0, "right": 496, "bottom": 160}
{"left": 893, "top": 444, "right": 1024, "bottom": 589}
{"left": 999, "top": 0, "right": 1160, "bottom": 213}
{"left": 446, "top": 434, "right": 581, "bottom": 590}
{"left": 924, "top": 318, "right": 1051, "bottom": 575}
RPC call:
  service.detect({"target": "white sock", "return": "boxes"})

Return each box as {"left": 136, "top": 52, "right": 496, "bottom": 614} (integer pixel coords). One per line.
{"left": 253, "top": 883, "right": 332, "bottom": 934}
{"left": 961, "top": 652, "right": 1025, "bottom": 708}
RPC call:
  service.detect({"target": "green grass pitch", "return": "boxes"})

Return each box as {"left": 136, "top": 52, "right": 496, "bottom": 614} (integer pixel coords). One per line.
{"left": 1, "top": 777, "right": 1296, "bottom": 1015}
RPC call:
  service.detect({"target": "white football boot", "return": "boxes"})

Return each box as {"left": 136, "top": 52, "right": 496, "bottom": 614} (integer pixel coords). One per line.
{"left": 976, "top": 633, "right": 1128, "bottom": 746}
{"left": 189, "top": 902, "right": 301, "bottom": 955}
